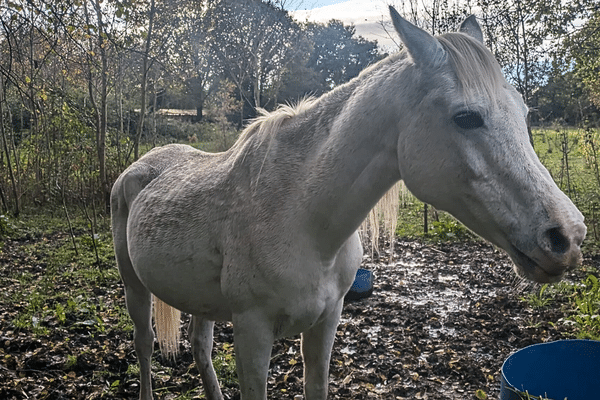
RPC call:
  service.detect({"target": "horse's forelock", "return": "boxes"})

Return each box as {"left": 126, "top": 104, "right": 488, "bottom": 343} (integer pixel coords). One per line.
{"left": 437, "top": 32, "right": 504, "bottom": 103}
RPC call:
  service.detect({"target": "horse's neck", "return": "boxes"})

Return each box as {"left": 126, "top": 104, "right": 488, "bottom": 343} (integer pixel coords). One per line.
{"left": 300, "top": 68, "right": 406, "bottom": 257}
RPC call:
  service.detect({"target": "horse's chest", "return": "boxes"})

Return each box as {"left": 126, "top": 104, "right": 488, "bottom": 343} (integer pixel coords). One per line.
{"left": 269, "top": 281, "right": 342, "bottom": 338}
{"left": 220, "top": 235, "right": 361, "bottom": 337}
{"left": 261, "top": 262, "right": 356, "bottom": 338}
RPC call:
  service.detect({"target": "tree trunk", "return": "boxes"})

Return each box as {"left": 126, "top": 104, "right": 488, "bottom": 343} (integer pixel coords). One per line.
{"left": 116, "top": 56, "right": 124, "bottom": 170}
{"left": 239, "top": 86, "right": 245, "bottom": 128}
{"left": 135, "top": 0, "right": 156, "bottom": 160}
{"left": 191, "top": 74, "right": 204, "bottom": 123}
{"left": 254, "top": 73, "right": 261, "bottom": 110}
{"left": 135, "top": 61, "right": 148, "bottom": 160}
{"left": 97, "top": 3, "right": 109, "bottom": 212}
{"left": 0, "top": 77, "right": 19, "bottom": 217}
{"left": 85, "top": 0, "right": 110, "bottom": 212}
{"left": 195, "top": 105, "right": 203, "bottom": 123}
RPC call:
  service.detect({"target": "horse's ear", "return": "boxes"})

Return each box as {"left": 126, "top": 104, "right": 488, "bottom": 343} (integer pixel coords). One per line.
{"left": 389, "top": 5, "right": 445, "bottom": 68}
{"left": 458, "top": 15, "right": 484, "bottom": 43}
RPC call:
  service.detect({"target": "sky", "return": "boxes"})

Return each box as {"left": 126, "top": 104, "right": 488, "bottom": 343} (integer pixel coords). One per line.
{"left": 294, "top": 0, "right": 352, "bottom": 8}
{"left": 298, "top": 0, "right": 363, "bottom": 8}
{"left": 288, "top": 0, "right": 399, "bottom": 50}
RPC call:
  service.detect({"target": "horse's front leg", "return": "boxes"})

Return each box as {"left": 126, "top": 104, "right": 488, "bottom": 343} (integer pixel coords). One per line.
{"left": 232, "top": 311, "right": 275, "bottom": 399}
{"left": 301, "top": 299, "right": 343, "bottom": 400}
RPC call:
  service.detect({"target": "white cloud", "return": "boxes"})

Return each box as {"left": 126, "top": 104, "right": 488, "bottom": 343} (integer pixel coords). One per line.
{"left": 291, "top": 0, "right": 399, "bottom": 51}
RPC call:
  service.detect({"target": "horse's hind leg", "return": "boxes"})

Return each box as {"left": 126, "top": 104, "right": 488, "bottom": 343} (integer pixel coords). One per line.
{"left": 113, "top": 206, "right": 154, "bottom": 399}
{"left": 116, "top": 250, "right": 154, "bottom": 399}
{"left": 188, "top": 316, "right": 223, "bottom": 400}
{"left": 124, "top": 279, "right": 154, "bottom": 400}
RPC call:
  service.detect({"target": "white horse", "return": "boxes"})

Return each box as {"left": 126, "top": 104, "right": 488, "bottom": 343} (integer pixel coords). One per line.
{"left": 111, "top": 7, "right": 586, "bottom": 400}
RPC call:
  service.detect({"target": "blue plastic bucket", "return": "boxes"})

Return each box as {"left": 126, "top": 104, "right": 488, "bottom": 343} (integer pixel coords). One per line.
{"left": 500, "top": 339, "right": 600, "bottom": 400}
{"left": 346, "top": 268, "right": 373, "bottom": 300}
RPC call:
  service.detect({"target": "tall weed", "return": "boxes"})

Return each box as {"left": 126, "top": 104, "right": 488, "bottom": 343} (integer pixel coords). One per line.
{"left": 569, "top": 274, "right": 600, "bottom": 340}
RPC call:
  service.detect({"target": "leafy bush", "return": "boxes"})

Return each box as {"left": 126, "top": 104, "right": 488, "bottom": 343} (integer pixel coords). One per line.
{"left": 428, "top": 218, "right": 473, "bottom": 241}
{"left": 155, "top": 120, "right": 207, "bottom": 142}
{"left": 0, "top": 214, "right": 14, "bottom": 238}
{"left": 569, "top": 274, "right": 600, "bottom": 340}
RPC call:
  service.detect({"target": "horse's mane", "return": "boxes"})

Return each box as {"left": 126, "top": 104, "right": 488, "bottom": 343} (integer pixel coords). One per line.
{"left": 235, "top": 53, "right": 406, "bottom": 146}
{"left": 437, "top": 32, "right": 505, "bottom": 102}
{"left": 236, "top": 97, "right": 318, "bottom": 145}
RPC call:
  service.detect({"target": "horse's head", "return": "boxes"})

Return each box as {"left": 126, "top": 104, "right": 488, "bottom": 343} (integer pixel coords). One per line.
{"left": 389, "top": 7, "right": 586, "bottom": 283}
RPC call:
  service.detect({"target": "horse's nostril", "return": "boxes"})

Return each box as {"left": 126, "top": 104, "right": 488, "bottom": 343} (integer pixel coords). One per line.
{"left": 546, "top": 227, "right": 569, "bottom": 254}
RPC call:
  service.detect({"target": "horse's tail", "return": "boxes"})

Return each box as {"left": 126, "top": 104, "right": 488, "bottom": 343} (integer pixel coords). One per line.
{"left": 153, "top": 295, "right": 181, "bottom": 362}
{"left": 360, "top": 181, "right": 402, "bottom": 257}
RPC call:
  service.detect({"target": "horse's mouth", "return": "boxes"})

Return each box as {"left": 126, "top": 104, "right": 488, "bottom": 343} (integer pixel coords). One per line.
{"left": 508, "top": 245, "right": 565, "bottom": 284}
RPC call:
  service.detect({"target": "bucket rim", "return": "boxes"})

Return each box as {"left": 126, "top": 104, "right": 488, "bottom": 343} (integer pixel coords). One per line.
{"left": 501, "top": 339, "right": 600, "bottom": 392}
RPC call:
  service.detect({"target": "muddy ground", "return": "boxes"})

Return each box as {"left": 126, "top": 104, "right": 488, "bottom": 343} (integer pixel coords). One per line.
{"left": 0, "top": 235, "right": 596, "bottom": 399}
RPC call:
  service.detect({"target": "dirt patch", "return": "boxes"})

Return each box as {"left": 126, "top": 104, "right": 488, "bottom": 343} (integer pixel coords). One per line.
{"left": 0, "top": 236, "right": 595, "bottom": 399}
{"left": 268, "top": 240, "right": 591, "bottom": 400}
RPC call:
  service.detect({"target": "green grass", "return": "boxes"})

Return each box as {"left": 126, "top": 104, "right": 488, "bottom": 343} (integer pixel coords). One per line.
{"left": 394, "top": 195, "right": 476, "bottom": 242}
{"left": 0, "top": 208, "right": 123, "bottom": 335}
{"left": 521, "top": 281, "right": 579, "bottom": 310}
{"left": 212, "top": 343, "right": 238, "bottom": 387}
{"left": 568, "top": 274, "right": 600, "bottom": 340}
{"left": 522, "top": 284, "right": 556, "bottom": 309}
{"left": 0, "top": 208, "right": 237, "bottom": 397}
{"left": 508, "top": 387, "right": 566, "bottom": 400}
{"left": 521, "top": 274, "right": 600, "bottom": 340}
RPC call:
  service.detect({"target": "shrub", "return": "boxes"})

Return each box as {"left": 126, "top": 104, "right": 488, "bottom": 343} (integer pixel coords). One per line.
{"left": 569, "top": 274, "right": 600, "bottom": 340}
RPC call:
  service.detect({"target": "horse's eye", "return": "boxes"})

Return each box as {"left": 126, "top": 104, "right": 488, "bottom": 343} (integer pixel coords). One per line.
{"left": 453, "top": 111, "right": 484, "bottom": 129}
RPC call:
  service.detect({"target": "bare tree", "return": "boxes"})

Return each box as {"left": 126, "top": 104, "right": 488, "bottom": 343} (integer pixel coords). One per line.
{"left": 0, "top": 72, "right": 19, "bottom": 216}
{"left": 83, "top": 0, "right": 111, "bottom": 210}
{"left": 207, "top": 0, "right": 302, "bottom": 117}
{"left": 134, "top": 0, "right": 156, "bottom": 161}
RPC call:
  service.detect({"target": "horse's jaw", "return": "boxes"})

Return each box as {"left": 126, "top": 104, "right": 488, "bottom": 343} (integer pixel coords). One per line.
{"left": 507, "top": 242, "right": 581, "bottom": 284}
{"left": 469, "top": 201, "right": 586, "bottom": 284}
{"left": 426, "top": 188, "right": 586, "bottom": 285}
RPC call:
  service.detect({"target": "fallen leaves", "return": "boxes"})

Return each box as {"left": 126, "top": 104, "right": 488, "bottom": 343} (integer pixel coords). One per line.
{"left": 0, "top": 235, "right": 594, "bottom": 399}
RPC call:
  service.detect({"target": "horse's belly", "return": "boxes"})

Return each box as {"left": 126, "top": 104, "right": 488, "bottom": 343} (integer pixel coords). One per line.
{"left": 133, "top": 252, "right": 232, "bottom": 321}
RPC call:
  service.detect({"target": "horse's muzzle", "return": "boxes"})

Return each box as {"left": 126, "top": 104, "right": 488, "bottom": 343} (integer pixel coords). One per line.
{"left": 511, "top": 221, "right": 586, "bottom": 283}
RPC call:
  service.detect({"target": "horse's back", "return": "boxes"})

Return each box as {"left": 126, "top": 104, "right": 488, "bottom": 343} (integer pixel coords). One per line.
{"left": 111, "top": 144, "right": 204, "bottom": 213}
